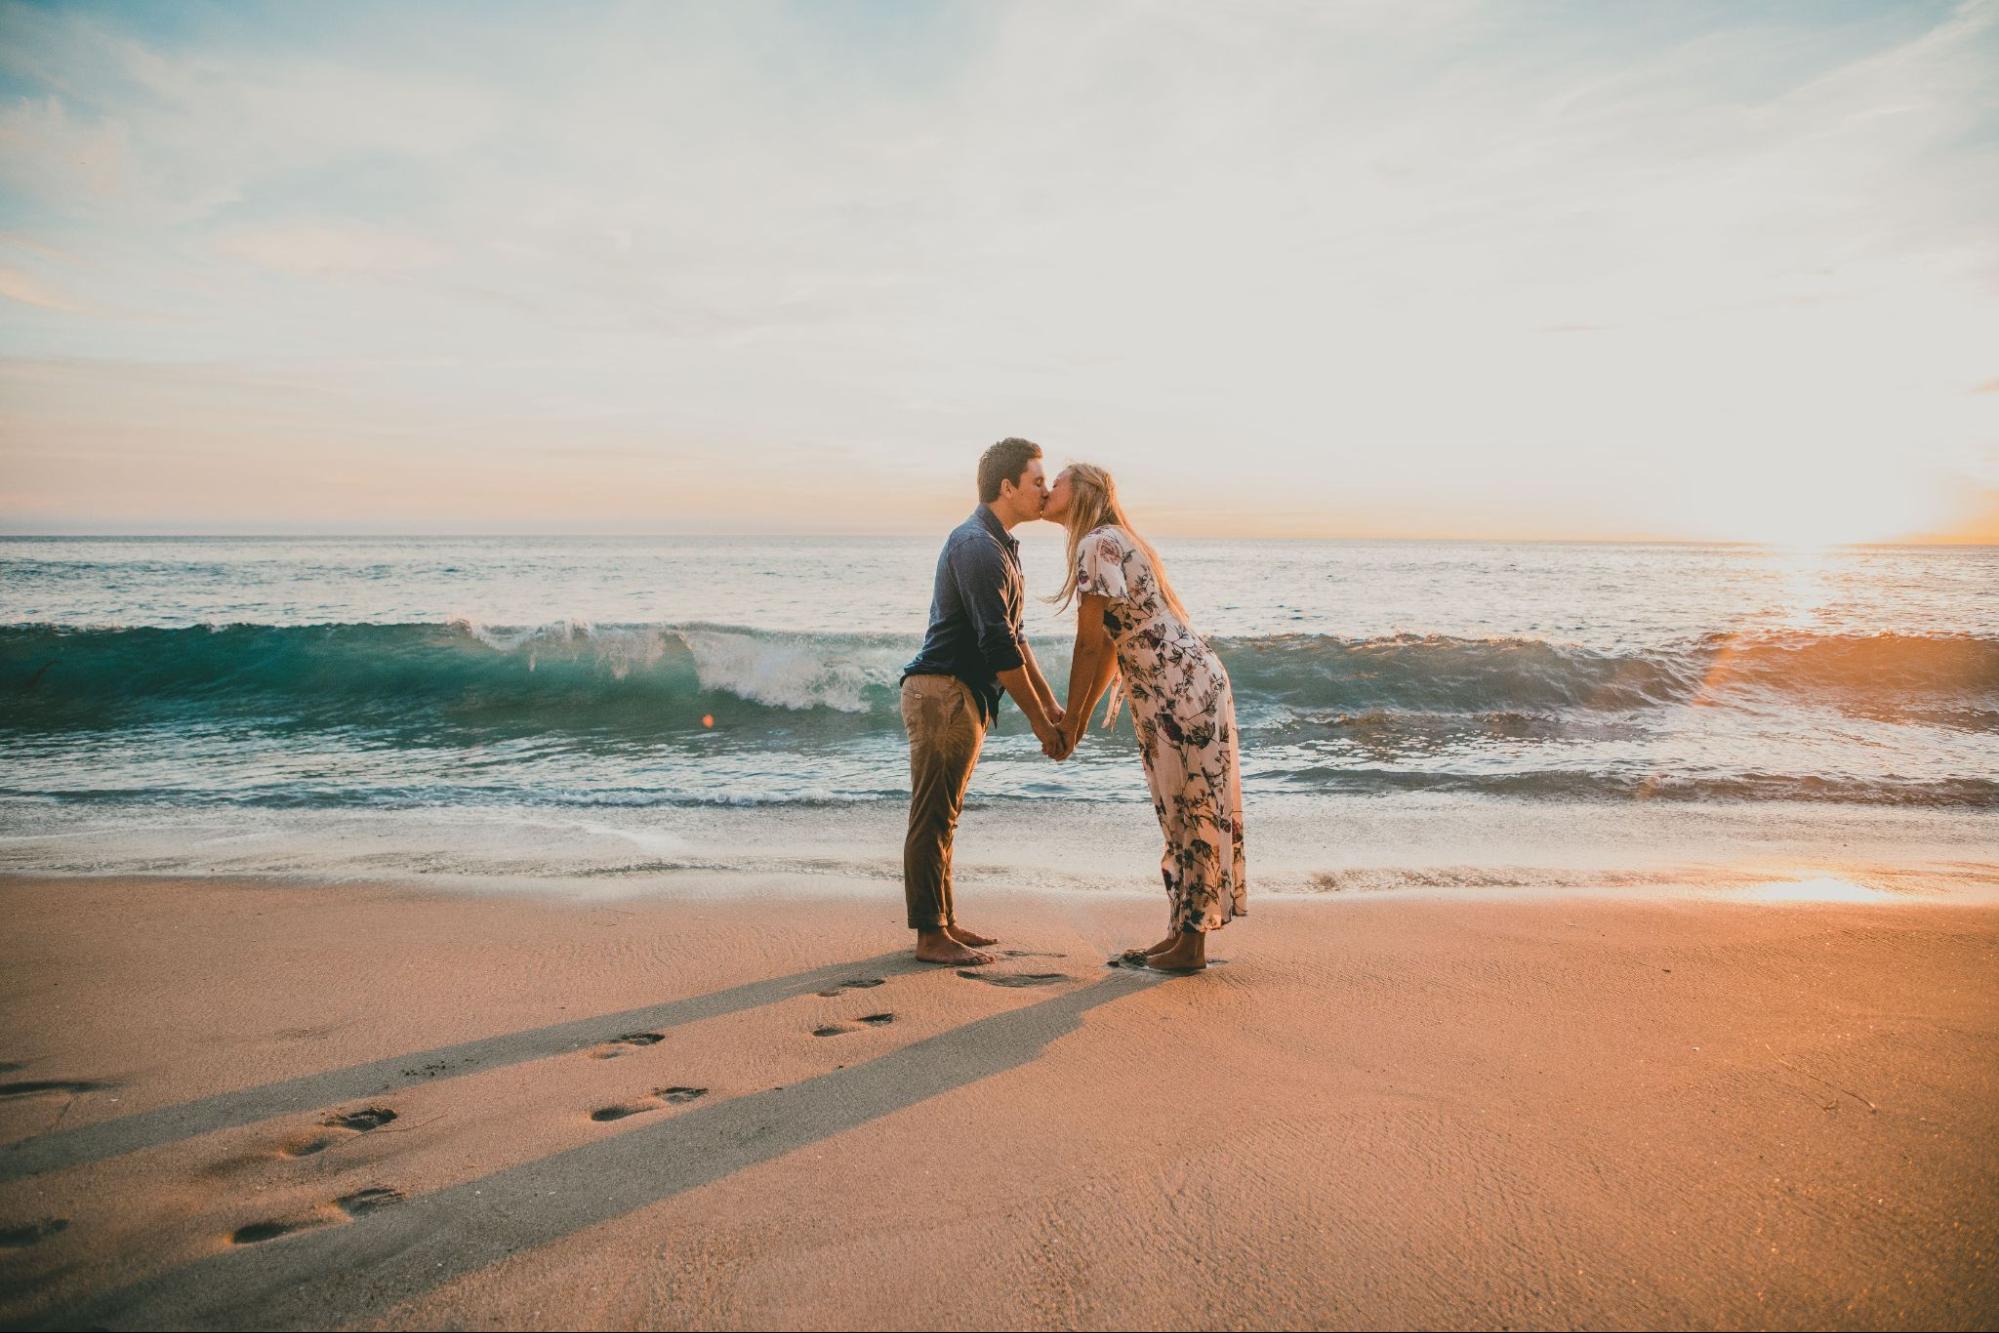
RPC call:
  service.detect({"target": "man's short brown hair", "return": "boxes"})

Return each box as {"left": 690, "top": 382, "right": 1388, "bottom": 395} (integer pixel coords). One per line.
{"left": 978, "top": 437, "right": 1043, "bottom": 503}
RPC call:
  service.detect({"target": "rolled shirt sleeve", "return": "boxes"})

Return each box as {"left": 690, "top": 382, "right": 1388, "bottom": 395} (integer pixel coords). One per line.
{"left": 951, "top": 537, "right": 1026, "bottom": 676}
{"left": 901, "top": 506, "right": 1028, "bottom": 725}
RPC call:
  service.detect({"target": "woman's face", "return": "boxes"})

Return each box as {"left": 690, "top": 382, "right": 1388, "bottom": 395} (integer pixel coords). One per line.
{"left": 1044, "top": 468, "right": 1074, "bottom": 522}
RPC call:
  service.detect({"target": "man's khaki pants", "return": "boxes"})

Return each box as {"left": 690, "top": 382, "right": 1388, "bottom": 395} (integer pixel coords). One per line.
{"left": 901, "top": 674, "right": 986, "bottom": 930}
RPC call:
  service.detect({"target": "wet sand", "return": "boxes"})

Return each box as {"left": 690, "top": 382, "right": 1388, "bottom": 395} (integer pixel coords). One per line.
{"left": 1, "top": 872, "right": 1996, "bottom": 1330}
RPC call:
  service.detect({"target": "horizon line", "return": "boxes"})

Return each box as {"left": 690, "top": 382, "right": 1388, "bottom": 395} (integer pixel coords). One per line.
{"left": 2, "top": 531, "right": 1994, "bottom": 551}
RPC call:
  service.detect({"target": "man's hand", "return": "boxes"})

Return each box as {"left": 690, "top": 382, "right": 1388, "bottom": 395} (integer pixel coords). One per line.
{"left": 1032, "top": 714, "right": 1065, "bottom": 759}
{"left": 1045, "top": 701, "right": 1066, "bottom": 729}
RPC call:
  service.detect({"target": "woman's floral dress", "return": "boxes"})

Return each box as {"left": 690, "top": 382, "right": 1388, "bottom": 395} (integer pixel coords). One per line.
{"left": 1076, "top": 525, "right": 1246, "bottom": 933}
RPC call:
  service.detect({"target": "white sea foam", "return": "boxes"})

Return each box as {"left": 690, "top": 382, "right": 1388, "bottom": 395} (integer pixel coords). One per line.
{"left": 678, "top": 626, "right": 898, "bottom": 713}
{"left": 450, "top": 614, "right": 552, "bottom": 653}
{"left": 450, "top": 616, "right": 673, "bottom": 678}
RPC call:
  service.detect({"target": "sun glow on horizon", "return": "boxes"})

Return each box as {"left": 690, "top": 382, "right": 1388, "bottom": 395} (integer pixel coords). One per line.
{"left": 1735, "top": 511, "right": 1922, "bottom": 551}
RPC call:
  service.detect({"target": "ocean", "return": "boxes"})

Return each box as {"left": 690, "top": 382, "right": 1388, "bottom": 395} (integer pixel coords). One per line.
{"left": 3, "top": 533, "right": 1995, "bottom": 892}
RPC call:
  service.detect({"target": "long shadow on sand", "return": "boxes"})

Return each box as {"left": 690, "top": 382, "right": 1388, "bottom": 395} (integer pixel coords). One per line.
{"left": 31, "top": 970, "right": 1166, "bottom": 1331}
{"left": 0, "top": 952, "right": 916, "bottom": 1185}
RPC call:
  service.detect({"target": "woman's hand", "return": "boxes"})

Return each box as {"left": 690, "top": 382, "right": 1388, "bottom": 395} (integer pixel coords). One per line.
{"left": 1058, "top": 593, "right": 1117, "bottom": 763}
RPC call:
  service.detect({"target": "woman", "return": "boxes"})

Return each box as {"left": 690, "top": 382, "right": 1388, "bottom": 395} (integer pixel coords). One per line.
{"left": 1045, "top": 464, "right": 1245, "bottom": 972}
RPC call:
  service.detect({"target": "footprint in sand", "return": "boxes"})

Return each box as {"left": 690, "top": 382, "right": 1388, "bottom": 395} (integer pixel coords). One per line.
{"left": 813, "top": 1012, "right": 895, "bottom": 1036}
{"left": 336, "top": 1187, "right": 404, "bottom": 1216}
{"left": 326, "top": 1107, "right": 397, "bottom": 1132}
{"left": 1104, "top": 956, "right": 1229, "bottom": 971}
{"left": 0, "top": 1079, "right": 109, "bottom": 1099}
{"left": 279, "top": 1105, "right": 397, "bottom": 1158}
{"left": 589, "top": 1031, "right": 665, "bottom": 1060}
{"left": 280, "top": 1135, "right": 337, "bottom": 1158}
{"left": 230, "top": 1187, "right": 404, "bottom": 1245}
{"left": 815, "top": 977, "right": 886, "bottom": 998}
{"left": 958, "top": 971, "right": 1070, "bottom": 988}
{"left": 230, "top": 1217, "right": 327, "bottom": 1245}
{"left": 0, "top": 1218, "right": 68, "bottom": 1249}
{"left": 590, "top": 1085, "right": 708, "bottom": 1122}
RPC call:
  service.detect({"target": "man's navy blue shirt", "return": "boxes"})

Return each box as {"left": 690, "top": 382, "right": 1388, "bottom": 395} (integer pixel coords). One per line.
{"left": 902, "top": 504, "right": 1026, "bottom": 724}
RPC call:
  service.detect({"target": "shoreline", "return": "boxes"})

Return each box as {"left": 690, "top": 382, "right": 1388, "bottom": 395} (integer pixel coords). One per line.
{"left": 3, "top": 872, "right": 1996, "bottom": 1329}
{"left": 5, "top": 792, "right": 1997, "bottom": 903}
{"left": 2, "top": 861, "right": 1996, "bottom": 908}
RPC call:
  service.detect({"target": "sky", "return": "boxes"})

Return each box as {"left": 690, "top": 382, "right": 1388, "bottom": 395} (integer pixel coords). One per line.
{"left": 1, "top": 0, "right": 1995, "bottom": 543}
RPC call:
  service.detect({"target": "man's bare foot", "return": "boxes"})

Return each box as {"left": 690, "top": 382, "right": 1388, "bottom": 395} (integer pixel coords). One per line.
{"left": 915, "top": 929, "right": 993, "bottom": 966}
{"left": 945, "top": 924, "right": 998, "bottom": 948}
{"left": 1144, "top": 932, "right": 1207, "bottom": 972}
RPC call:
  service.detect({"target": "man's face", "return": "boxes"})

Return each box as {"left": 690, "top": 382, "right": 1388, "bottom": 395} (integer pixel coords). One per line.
{"left": 999, "top": 459, "right": 1049, "bottom": 523}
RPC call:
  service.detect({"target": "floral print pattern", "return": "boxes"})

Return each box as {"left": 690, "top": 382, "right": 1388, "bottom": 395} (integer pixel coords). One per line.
{"left": 1077, "top": 526, "right": 1246, "bottom": 933}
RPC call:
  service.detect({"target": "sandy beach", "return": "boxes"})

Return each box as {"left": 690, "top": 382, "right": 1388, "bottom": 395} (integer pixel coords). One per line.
{"left": 6, "top": 0, "right": 1998, "bottom": 1327}
{"left": 1, "top": 872, "right": 1995, "bottom": 1330}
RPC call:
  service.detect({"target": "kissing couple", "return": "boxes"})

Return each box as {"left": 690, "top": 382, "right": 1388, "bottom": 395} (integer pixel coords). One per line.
{"left": 898, "top": 437, "right": 1247, "bottom": 974}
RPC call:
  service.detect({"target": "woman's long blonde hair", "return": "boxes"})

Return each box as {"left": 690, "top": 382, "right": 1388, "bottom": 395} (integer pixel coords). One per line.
{"left": 1050, "top": 463, "right": 1190, "bottom": 623}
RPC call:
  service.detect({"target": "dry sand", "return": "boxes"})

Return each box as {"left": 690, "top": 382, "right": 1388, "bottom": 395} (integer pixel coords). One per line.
{"left": 1, "top": 872, "right": 1995, "bottom": 1330}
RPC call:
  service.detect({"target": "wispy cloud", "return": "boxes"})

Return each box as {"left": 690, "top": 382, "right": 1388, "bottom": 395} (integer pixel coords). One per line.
{"left": 217, "top": 223, "right": 446, "bottom": 275}
{"left": 1, "top": 0, "right": 1994, "bottom": 538}
{"left": 0, "top": 263, "right": 85, "bottom": 312}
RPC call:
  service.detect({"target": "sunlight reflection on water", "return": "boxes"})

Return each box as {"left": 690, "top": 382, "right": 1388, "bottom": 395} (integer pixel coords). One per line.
{"left": 1741, "top": 875, "right": 1894, "bottom": 903}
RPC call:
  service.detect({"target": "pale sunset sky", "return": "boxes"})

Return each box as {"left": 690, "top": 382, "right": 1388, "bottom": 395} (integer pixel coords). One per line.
{"left": 1, "top": 0, "right": 1995, "bottom": 543}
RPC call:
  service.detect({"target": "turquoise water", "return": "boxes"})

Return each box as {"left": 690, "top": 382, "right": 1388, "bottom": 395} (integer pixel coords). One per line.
{"left": 3, "top": 536, "right": 1993, "bottom": 816}
{"left": 3, "top": 531, "right": 1983, "bottom": 887}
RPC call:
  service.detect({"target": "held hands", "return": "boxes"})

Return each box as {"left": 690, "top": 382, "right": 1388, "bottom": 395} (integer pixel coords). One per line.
{"left": 1032, "top": 705, "right": 1085, "bottom": 761}
{"left": 1032, "top": 713, "right": 1066, "bottom": 760}
{"left": 1033, "top": 699, "right": 1070, "bottom": 761}
{"left": 1044, "top": 714, "right": 1082, "bottom": 762}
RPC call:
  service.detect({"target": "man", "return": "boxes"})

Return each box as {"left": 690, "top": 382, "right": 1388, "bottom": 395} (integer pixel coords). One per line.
{"left": 899, "top": 437, "right": 1066, "bottom": 966}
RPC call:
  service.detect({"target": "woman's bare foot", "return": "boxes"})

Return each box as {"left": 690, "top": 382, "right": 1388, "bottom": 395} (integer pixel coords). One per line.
{"left": 945, "top": 924, "right": 998, "bottom": 948}
{"left": 915, "top": 929, "right": 993, "bottom": 966}
{"left": 1118, "top": 933, "right": 1181, "bottom": 964}
{"left": 1144, "top": 931, "right": 1207, "bottom": 972}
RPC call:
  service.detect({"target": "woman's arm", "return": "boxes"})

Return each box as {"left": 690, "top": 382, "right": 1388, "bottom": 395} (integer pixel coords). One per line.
{"left": 1019, "top": 639, "right": 1065, "bottom": 728}
{"left": 1059, "top": 593, "right": 1118, "bottom": 758}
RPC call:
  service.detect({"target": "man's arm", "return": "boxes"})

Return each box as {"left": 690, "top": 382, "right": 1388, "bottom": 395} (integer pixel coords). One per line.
{"left": 951, "top": 539, "right": 1063, "bottom": 756}
{"left": 996, "top": 664, "right": 1063, "bottom": 757}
